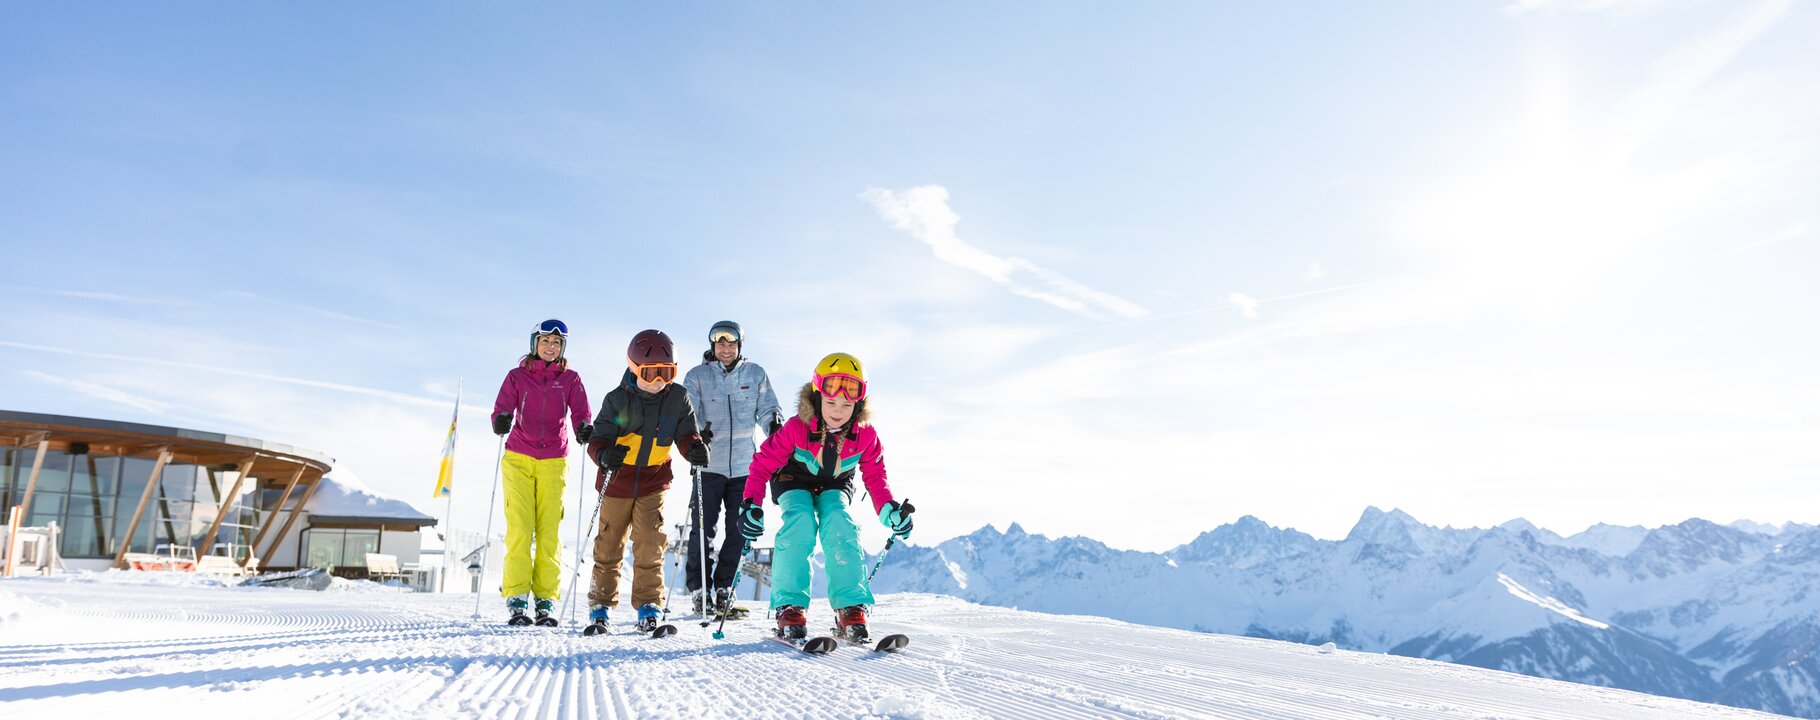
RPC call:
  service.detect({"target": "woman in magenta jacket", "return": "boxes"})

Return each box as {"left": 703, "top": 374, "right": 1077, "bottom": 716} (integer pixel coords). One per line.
{"left": 490, "top": 318, "right": 591, "bottom": 625}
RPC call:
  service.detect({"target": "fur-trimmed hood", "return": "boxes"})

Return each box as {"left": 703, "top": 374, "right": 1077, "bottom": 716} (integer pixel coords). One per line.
{"left": 796, "top": 382, "right": 870, "bottom": 430}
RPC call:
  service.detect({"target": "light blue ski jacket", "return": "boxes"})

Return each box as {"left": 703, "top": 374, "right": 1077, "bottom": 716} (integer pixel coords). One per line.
{"left": 682, "top": 352, "right": 783, "bottom": 478}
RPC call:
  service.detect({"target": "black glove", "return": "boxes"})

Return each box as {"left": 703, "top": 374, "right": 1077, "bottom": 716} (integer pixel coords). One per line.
{"left": 597, "top": 442, "right": 629, "bottom": 468}
{"left": 766, "top": 412, "right": 783, "bottom": 436}
{"left": 575, "top": 423, "right": 592, "bottom": 444}
{"left": 683, "top": 439, "right": 709, "bottom": 467}
{"left": 698, "top": 422, "right": 714, "bottom": 447}
{"left": 492, "top": 413, "right": 512, "bottom": 436}
{"left": 737, "top": 500, "right": 764, "bottom": 545}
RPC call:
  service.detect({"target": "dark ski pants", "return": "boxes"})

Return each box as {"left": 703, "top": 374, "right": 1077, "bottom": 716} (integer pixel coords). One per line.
{"left": 685, "top": 472, "right": 746, "bottom": 592}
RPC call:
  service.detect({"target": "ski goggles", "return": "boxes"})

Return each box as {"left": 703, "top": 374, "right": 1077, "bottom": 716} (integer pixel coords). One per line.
{"left": 632, "top": 362, "right": 677, "bottom": 383}
{"left": 535, "top": 319, "right": 569, "bottom": 336}
{"left": 815, "top": 373, "right": 867, "bottom": 401}
{"left": 709, "top": 327, "right": 740, "bottom": 344}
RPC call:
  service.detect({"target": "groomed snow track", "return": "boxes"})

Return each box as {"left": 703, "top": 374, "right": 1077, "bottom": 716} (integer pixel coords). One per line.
{"left": 0, "top": 576, "right": 1782, "bottom": 719}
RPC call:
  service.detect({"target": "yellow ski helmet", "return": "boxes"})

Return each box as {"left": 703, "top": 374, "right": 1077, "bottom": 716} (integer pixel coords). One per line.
{"left": 812, "top": 352, "right": 867, "bottom": 401}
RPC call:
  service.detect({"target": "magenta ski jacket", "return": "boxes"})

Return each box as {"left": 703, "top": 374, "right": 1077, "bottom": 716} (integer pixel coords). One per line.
{"left": 492, "top": 358, "right": 590, "bottom": 460}
{"left": 743, "top": 393, "right": 893, "bottom": 514}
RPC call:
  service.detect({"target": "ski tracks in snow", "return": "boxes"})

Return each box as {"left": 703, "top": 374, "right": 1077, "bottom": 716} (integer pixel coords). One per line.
{"left": 0, "top": 579, "right": 1786, "bottom": 719}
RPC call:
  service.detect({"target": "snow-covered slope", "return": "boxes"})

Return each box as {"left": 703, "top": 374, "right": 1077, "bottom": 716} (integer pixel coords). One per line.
{"left": 874, "top": 510, "right": 1820, "bottom": 718}
{"left": 0, "top": 573, "right": 1780, "bottom": 720}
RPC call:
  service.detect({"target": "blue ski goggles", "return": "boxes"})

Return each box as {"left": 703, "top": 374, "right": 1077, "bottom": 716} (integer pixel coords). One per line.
{"left": 536, "top": 319, "right": 569, "bottom": 336}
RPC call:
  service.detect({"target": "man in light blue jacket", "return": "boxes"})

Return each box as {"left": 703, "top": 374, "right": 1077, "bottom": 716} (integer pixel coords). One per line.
{"left": 681, "top": 320, "right": 783, "bottom": 616}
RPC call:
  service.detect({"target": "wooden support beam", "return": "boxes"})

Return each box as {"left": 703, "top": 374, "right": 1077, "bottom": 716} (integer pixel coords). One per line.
{"left": 111, "top": 447, "right": 172, "bottom": 569}
{"left": 260, "top": 474, "right": 322, "bottom": 569}
{"left": 247, "top": 465, "right": 305, "bottom": 566}
{"left": 197, "top": 454, "right": 257, "bottom": 557}
{"left": 16, "top": 439, "right": 50, "bottom": 520}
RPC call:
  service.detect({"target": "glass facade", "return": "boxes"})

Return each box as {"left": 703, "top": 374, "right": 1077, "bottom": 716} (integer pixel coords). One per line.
{"left": 0, "top": 447, "right": 266, "bottom": 559}
{"left": 302, "top": 528, "right": 381, "bottom": 569}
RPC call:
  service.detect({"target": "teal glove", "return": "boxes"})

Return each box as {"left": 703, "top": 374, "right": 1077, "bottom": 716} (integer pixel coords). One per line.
{"left": 879, "top": 500, "right": 914, "bottom": 541}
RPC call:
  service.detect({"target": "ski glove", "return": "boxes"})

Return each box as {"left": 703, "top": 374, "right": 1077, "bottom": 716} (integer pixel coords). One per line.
{"left": 698, "top": 422, "right": 714, "bottom": 447}
{"left": 492, "top": 412, "right": 512, "bottom": 436}
{"left": 879, "top": 500, "right": 914, "bottom": 541}
{"left": 766, "top": 412, "right": 784, "bottom": 436}
{"left": 574, "top": 424, "right": 592, "bottom": 445}
{"left": 737, "top": 500, "right": 764, "bottom": 545}
{"left": 683, "top": 439, "right": 710, "bottom": 467}
{"left": 597, "top": 442, "right": 629, "bottom": 468}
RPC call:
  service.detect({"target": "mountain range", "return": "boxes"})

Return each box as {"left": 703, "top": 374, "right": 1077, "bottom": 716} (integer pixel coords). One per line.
{"left": 867, "top": 508, "right": 1820, "bottom": 718}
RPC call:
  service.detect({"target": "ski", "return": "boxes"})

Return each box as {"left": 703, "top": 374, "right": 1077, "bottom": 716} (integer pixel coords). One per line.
{"left": 833, "top": 628, "right": 910, "bottom": 653}
{"left": 534, "top": 615, "right": 559, "bottom": 628}
{"left": 648, "top": 624, "right": 677, "bottom": 638}
{"left": 767, "top": 634, "right": 839, "bottom": 654}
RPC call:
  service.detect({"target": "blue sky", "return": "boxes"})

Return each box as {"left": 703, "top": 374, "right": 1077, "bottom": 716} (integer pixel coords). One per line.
{"left": 2, "top": 1, "right": 1816, "bottom": 552}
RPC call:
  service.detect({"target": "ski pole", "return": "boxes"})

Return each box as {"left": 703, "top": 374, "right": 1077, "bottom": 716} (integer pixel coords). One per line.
{"left": 866, "top": 498, "right": 914, "bottom": 585}
{"left": 713, "top": 543, "right": 750, "bottom": 640}
{"left": 562, "top": 446, "right": 586, "bottom": 626}
{"left": 694, "top": 423, "right": 713, "bottom": 626}
{"left": 472, "top": 434, "right": 506, "bottom": 620}
{"left": 563, "top": 465, "right": 611, "bottom": 626}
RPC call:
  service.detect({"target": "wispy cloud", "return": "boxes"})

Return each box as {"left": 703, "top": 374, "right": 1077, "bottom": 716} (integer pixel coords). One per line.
{"left": 860, "top": 185, "right": 1148, "bottom": 320}
{"left": 1303, "top": 262, "right": 1327, "bottom": 281}
{"left": 1733, "top": 221, "right": 1812, "bottom": 254}
{"left": 0, "top": 339, "right": 446, "bottom": 409}
{"left": 22, "top": 370, "right": 173, "bottom": 415}
{"left": 1227, "top": 293, "right": 1260, "bottom": 320}
{"left": 1503, "top": 0, "right": 1666, "bottom": 17}
{"left": 0, "top": 284, "right": 189, "bottom": 307}
{"left": 220, "top": 290, "right": 402, "bottom": 330}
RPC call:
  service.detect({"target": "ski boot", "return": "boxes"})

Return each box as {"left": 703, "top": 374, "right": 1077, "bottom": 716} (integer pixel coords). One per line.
{"left": 835, "top": 605, "right": 870, "bottom": 642}
{"left": 690, "top": 589, "right": 706, "bottom": 616}
{"left": 507, "top": 596, "right": 532, "bottom": 626}
{"left": 714, "top": 587, "right": 747, "bottom": 619}
{"left": 635, "top": 603, "right": 662, "bottom": 633}
{"left": 774, "top": 604, "right": 808, "bottom": 640}
{"left": 533, "top": 598, "right": 558, "bottom": 627}
{"left": 583, "top": 605, "right": 609, "bottom": 636}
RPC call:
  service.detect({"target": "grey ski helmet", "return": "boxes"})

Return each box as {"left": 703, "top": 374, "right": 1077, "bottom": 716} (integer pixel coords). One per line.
{"left": 708, "top": 320, "right": 742, "bottom": 346}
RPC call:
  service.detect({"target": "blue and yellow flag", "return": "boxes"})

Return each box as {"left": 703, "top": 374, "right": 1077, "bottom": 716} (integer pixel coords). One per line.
{"left": 433, "top": 386, "right": 460, "bottom": 498}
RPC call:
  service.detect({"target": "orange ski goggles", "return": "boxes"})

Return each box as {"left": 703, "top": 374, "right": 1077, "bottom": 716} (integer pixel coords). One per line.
{"left": 815, "top": 373, "right": 867, "bottom": 401}
{"left": 633, "top": 362, "right": 677, "bottom": 383}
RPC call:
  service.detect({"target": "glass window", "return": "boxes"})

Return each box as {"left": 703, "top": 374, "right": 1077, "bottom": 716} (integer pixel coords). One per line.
{"left": 343, "top": 530, "right": 380, "bottom": 567}
{"left": 65, "top": 493, "right": 110, "bottom": 551}
{"left": 305, "top": 530, "right": 343, "bottom": 569}
{"left": 30, "top": 449, "right": 72, "bottom": 494}
{"left": 0, "top": 447, "right": 15, "bottom": 511}
{"left": 161, "top": 464, "right": 197, "bottom": 502}
{"left": 72, "top": 455, "right": 119, "bottom": 497}
{"left": 152, "top": 499, "right": 189, "bottom": 549}
{"left": 61, "top": 502, "right": 103, "bottom": 558}
{"left": 26, "top": 493, "right": 64, "bottom": 527}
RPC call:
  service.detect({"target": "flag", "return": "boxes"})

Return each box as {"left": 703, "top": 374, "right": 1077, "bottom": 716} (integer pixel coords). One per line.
{"left": 433, "top": 385, "right": 460, "bottom": 498}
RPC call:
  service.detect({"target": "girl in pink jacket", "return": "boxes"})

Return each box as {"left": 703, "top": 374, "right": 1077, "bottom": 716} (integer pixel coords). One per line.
{"left": 736, "top": 352, "right": 912, "bottom": 643}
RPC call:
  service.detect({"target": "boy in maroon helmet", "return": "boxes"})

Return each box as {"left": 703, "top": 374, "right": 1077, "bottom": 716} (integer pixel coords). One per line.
{"left": 582, "top": 329, "right": 710, "bottom": 634}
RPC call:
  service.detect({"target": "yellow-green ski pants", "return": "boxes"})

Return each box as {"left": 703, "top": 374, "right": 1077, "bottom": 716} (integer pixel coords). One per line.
{"left": 500, "top": 450, "right": 566, "bottom": 599}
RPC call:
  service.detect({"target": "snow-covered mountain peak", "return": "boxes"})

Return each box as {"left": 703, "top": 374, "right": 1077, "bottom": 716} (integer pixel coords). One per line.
{"left": 1168, "top": 515, "right": 1320, "bottom": 567}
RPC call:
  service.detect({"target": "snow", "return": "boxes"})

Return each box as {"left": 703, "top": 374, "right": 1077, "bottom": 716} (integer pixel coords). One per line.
{"left": 1497, "top": 572, "right": 1611, "bottom": 630}
{"left": 306, "top": 466, "right": 435, "bottom": 521}
{"left": 0, "top": 572, "right": 1783, "bottom": 719}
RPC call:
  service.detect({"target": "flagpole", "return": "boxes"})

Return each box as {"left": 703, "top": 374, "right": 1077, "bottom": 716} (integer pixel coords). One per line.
{"left": 440, "top": 377, "right": 461, "bottom": 593}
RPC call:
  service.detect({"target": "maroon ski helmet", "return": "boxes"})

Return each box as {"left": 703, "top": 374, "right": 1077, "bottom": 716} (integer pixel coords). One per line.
{"left": 627, "top": 329, "right": 675, "bottom": 364}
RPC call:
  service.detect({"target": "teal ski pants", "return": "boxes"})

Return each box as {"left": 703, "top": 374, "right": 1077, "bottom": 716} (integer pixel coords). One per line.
{"left": 771, "top": 488, "right": 875, "bottom": 610}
